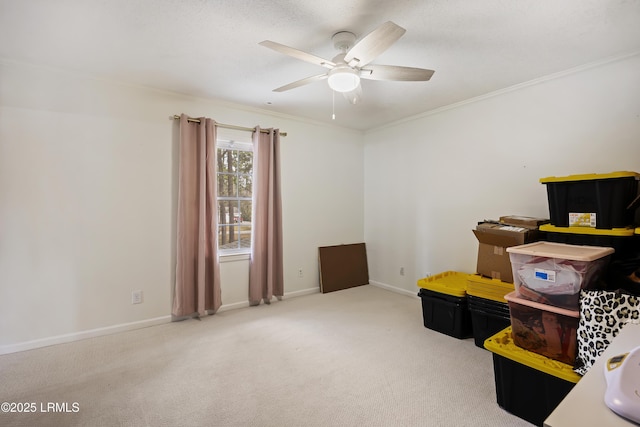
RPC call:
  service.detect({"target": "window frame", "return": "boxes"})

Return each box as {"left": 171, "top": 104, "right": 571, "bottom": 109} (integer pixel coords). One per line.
{"left": 216, "top": 139, "right": 253, "bottom": 256}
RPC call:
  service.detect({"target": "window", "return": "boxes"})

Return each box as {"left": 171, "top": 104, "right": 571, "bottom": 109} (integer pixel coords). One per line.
{"left": 217, "top": 139, "right": 253, "bottom": 254}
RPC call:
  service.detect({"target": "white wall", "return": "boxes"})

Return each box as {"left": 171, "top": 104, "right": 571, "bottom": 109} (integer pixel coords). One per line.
{"left": 0, "top": 60, "right": 364, "bottom": 352}
{"left": 3, "top": 52, "right": 638, "bottom": 353}
{"left": 364, "top": 53, "right": 640, "bottom": 296}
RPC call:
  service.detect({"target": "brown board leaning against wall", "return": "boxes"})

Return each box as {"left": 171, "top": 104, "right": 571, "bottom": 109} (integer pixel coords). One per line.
{"left": 318, "top": 243, "right": 369, "bottom": 293}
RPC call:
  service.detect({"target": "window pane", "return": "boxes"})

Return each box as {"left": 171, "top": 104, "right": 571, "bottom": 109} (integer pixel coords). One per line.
{"left": 237, "top": 221, "right": 251, "bottom": 249}
{"left": 238, "top": 174, "right": 252, "bottom": 197}
{"left": 240, "top": 200, "right": 252, "bottom": 223}
{"left": 217, "top": 149, "right": 230, "bottom": 173}
{"left": 217, "top": 149, "right": 238, "bottom": 173}
{"left": 238, "top": 151, "right": 252, "bottom": 173}
{"left": 218, "top": 225, "right": 252, "bottom": 249}
{"left": 219, "top": 224, "right": 240, "bottom": 249}
{"left": 218, "top": 174, "right": 237, "bottom": 197}
{"left": 218, "top": 200, "right": 233, "bottom": 225}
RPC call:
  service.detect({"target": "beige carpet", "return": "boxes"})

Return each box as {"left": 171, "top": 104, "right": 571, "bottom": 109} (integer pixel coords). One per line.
{"left": 0, "top": 285, "right": 533, "bottom": 426}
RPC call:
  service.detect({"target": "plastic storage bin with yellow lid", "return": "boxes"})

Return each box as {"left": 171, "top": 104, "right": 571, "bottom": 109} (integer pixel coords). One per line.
{"left": 417, "top": 271, "right": 472, "bottom": 339}
{"left": 465, "top": 274, "right": 513, "bottom": 348}
{"left": 466, "top": 274, "right": 514, "bottom": 303}
{"left": 484, "top": 326, "right": 580, "bottom": 426}
{"left": 540, "top": 224, "right": 636, "bottom": 259}
{"left": 468, "top": 294, "right": 511, "bottom": 349}
{"left": 506, "top": 241, "right": 614, "bottom": 310}
{"left": 540, "top": 171, "right": 640, "bottom": 229}
{"left": 417, "top": 271, "right": 468, "bottom": 296}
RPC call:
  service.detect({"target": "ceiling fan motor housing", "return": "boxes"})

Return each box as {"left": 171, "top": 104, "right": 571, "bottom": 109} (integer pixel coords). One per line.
{"left": 332, "top": 31, "right": 356, "bottom": 52}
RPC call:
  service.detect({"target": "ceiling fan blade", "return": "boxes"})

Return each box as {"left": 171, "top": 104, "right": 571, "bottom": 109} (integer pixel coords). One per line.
{"left": 360, "top": 64, "right": 434, "bottom": 81}
{"left": 342, "top": 84, "right": 362, "bottom": 105}
{"left": 272, "top": 74, "right": 328, "bottom": 92}
{"left": 343, "top": 21, "right": 406, "bottom": 67}
{"left": 259, "top": 40, "right": 335, "bottom": 69}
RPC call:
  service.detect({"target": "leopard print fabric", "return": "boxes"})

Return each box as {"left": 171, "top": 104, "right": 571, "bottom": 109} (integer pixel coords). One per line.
{"left": 574, "top": 289, "right": 640, "bottom": 376}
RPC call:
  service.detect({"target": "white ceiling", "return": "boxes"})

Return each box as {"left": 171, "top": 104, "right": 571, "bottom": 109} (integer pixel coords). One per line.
{"left": 1, "top": 0, "right": 640, "bottom": 131}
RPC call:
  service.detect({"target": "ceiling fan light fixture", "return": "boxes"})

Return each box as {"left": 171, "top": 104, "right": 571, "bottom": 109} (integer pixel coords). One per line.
{"left": 327, "top": 66, "right": 360, "bottom": 93}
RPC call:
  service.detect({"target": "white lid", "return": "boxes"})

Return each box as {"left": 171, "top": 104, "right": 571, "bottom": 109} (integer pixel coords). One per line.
{"left": 506, "top": 241, "right": 614, "bottom": 261}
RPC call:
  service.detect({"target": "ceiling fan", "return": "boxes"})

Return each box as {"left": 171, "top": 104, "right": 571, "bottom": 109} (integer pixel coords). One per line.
{"left": 259, "top": 21, "right": 434, "bottom": 105}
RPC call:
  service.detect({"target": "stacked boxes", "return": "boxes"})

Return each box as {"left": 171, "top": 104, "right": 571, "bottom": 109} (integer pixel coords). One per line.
{"left": 469, "top": 216, "right": 546, "bottom": 348}
{"left": 504, "top": 240, "right": 613, "bottom": 366}
{"left": 417, "top": 272, "right": 516, "bottom": 349}
{"left": 417, "top": 272, "right": 512, "bottom": 344}
{"left": 539, "top": 171, "right": 640, "bottom": 295}
{"left": 480, "top": 173, "right": 638, "bottom": 425}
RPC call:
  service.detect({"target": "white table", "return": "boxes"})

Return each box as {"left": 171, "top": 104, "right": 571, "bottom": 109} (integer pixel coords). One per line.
{"left": 544, "top": 322, "right": 640, "bottom": 427}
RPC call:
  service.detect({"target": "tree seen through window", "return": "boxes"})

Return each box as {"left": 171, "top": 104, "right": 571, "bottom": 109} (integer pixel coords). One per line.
{"left": 217, "top": 143, "right": 252, "bottom": 253}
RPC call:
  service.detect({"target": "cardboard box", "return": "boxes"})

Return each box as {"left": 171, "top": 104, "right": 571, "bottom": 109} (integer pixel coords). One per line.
{"left": 499, "top": 215, "right": 549, "bottom": 228}
{"left": 472, "top": 222, "right": 539, "bottom": 283}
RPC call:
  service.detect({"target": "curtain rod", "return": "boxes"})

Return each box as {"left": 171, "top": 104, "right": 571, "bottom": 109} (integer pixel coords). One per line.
{"left": 172, "top": 115, "right": 287, "bottom": 137}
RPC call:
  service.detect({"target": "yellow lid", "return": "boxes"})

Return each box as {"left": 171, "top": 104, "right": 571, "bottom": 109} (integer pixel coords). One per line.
{"left": 539, "top": 224, "right": 636, "bottom": 237}
{"left": 484, "top": 327, "right": 581, "bottom": 383}
{"left": 466, "top": 274, "right": 514, "bottom": 302}
{"left": 540, "top": 171, "right": 640, "bottom": 183}
{"left": 417, "top": 271, "right": 469, "bottom": 297}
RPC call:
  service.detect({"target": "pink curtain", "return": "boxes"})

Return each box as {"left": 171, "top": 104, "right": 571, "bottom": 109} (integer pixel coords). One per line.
{"left": 249, "top": 127, "right": 283, "bottom": 305}
{"left": 172, "top": 114, "right": 222, "bottom": 317}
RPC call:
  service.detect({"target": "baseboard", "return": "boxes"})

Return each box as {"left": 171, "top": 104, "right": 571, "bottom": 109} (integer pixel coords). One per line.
{"left": 0, "top": 315, "right": 171, "bottom": 355}
{"left": 282, "top": 286, "right": 320, "bottom": 299}
{"left": 218, "top": 286, "right": 320, "bottom": 312}
{"left": 1, "top": 287, "right": 321, "bottom": 355}
{"left": 369, "top": 280, "right": 420, "bottom": 298}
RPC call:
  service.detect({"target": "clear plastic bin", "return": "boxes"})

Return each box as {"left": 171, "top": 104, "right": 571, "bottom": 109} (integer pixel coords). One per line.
{"left": 507, "top": 241, "right": 614, "bottom": 310}
{"left": 504, "top": 291, "right": 579, "bottom": 365}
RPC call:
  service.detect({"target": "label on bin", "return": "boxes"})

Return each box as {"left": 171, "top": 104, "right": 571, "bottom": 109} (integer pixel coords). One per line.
{"left": 534, "top": 268, "right": 556, "bottom": 282}
{"left": 569, "top": 212, "right": 596, "bottom": 227}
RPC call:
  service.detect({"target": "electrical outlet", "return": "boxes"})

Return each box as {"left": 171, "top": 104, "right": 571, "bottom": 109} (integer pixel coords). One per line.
{"left": 131, "top": 290, "right": 143, "bottom": 304}
{"left": 298, "top": 268, "right": 303, "bottom": 278}
{"left": 400, "top": 267, "right": 405, "bottom": 276}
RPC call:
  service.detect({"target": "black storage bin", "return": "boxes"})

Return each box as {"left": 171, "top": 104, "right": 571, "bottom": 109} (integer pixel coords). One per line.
{"left": 540, "top": 171, "right": 640, "bottom": 229}
{"left": 540, "top": 223, "right": 636, "bottom": 260}
{"left": 485, "top": 327, "right": 581, "bottom": 427}
{"left": 418, "top": 288, "right": 472, "bottom": 339}
{"left": 468, "top": 295, "right": 511, "bottom": 348}
{"left": 492, "top": 353, "right": 575, "bottom": 426}
{"left": 605, "top": 248, "right": 640, "bottom": 295}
